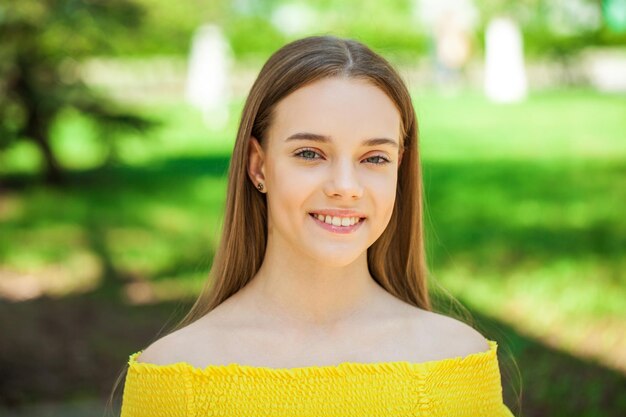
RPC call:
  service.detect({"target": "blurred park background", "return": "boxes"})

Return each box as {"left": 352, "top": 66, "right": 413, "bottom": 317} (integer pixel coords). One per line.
{"left": 1, "top": 0, "right": 625, "bottom": 416}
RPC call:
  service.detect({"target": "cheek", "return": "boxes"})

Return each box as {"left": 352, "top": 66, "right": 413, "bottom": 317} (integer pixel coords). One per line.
{"left": 368, "top": 172, "right": 398, "bottom": 221}
{"left": 268, "top": 159, "right": 319, "bottom": 211}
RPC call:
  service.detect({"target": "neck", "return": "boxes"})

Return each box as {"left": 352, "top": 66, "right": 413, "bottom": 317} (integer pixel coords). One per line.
{"left": 243, "top": 237, "right": 382, "bottom": 330}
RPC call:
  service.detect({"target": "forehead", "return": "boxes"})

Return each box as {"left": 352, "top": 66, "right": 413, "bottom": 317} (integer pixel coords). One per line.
{"left": 269, "top": 77, "right": 401, "bottom": 145}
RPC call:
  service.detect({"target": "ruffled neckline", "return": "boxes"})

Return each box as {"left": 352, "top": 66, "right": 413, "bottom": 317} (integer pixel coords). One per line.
{"left": 127, "top": 339, "right": 499, "bottom": 379}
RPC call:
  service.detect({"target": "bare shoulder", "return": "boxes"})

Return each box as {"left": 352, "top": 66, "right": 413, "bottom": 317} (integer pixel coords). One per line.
{"left": 134, "top": 329, "right": 189, "bottom": 365}
{"left": 405, "top": 307, "right": 490, "bottom": 360}
{"left": 134, "top": 319, "right": 217, "bottom": 366}
{"left": 134, "top": 291, "right": 259, "bottom": 367}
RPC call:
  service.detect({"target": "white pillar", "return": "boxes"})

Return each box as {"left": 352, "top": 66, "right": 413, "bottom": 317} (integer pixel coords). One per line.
{"left": 186, "top": 24, "right": 232, "bottom": 128}
{"left": 484, "top": 17, "right": 528, "bottom": 103}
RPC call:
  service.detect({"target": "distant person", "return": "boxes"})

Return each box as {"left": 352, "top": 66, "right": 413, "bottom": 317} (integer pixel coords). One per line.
{"left": 115, "top": 35, "right": 514, "bottom": 416}
{"left": 434, "top": 8, "right": 472, "bottom": 90}
{"left": 414, "top": 0, "right": 478, "bottom": 92}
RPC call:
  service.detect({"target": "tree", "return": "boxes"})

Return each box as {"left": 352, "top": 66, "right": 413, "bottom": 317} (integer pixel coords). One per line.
{"left": 0, "top": 0, "right": 154, "bottom": 185}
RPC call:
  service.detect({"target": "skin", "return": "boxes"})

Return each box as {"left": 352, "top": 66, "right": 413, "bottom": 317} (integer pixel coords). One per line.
{"left": 137, "top": 76, "right": 490, "bottom": 368}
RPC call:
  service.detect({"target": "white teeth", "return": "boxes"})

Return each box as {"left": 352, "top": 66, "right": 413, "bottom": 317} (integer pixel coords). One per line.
{"left": 311, "top": 213, "right": 362, "bottom": 227}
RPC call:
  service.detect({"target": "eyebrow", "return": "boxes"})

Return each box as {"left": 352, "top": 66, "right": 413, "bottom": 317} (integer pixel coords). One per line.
{"left": 284, "top": 132, "right": 399, "bottom": 148}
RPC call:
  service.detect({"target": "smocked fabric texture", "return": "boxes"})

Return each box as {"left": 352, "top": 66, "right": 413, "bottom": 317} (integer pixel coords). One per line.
{"left": 120, "top": 339, "right": 514, "bottom": 416}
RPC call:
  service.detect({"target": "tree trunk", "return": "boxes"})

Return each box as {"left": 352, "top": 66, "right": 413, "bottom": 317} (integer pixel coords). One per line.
{"left": 16, "top": 58, "right": 65, "bottom": 185}
{"left": 25, "top": 114, "right": 64, "bottom": 185}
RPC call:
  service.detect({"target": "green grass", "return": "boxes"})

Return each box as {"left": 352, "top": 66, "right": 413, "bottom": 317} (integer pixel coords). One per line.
{"left": 1, "top": 88, "right": 625, "bottom": 416}
{"left": 416, "top": 89, "right": 626, "bottom": 161}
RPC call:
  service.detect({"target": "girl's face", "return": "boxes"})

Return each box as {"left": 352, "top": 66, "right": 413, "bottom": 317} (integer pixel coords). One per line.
{"left": 249, "top": 77, "right": 403, "bottom": 267}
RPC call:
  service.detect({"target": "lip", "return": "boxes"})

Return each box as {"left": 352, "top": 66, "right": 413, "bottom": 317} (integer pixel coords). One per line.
{"left": 308, "top": 209, "right": 367, "bottom": 218}
{"left": 308, "top": 213, "right": 365, "bottom": 234}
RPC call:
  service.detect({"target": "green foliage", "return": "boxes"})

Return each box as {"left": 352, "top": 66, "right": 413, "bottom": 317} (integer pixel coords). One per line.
{"left": 0, "top": 0, "right": 144, "bottom": 57}
{"left": 225, "top": 16, "right": 287, "bottom": 59}
{"left": 98, "top": 1, "right": 429, "bottom": 61}
{"left": 0, "top": 0, "right": 155, "bottom": 183}
{"left": 108, "top": 0, "right": 229, "bottom": 55}
{"left": 61, "top": 0, "right": 429, "bottom": 59}
{"left": 8, "top": 0, "right": 612, "bottom": 61}
{"left": 15, "top": 0, "right": 616, "bottom": 60}
{"left": 474, "top": 0, "right": 626, "bottom": 57}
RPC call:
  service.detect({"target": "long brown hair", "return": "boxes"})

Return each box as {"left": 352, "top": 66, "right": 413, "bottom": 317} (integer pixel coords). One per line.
{"left": 183, "top": 35, "right": 429, "bottom": 324}
{"left": 106, "top": 35, "right": 521, "bottom": 416}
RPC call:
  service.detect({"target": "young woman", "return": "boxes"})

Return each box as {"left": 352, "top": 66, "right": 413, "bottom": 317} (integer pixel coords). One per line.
{"left": 118, "top": 35, "right": 514, "bottom": 416}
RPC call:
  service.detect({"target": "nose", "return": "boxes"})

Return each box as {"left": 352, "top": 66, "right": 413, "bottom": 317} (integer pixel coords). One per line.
{"left": 323, "top": 158, "right": 364, "bottom": 199}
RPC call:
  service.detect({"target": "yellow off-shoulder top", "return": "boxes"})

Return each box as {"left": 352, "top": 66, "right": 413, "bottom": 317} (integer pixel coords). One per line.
{"left": 120, "top": 339, "right": 514, "bottom": 416}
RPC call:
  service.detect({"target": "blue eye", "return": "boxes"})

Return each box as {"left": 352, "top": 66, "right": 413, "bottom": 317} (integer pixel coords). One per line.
{"left": 295, "top": 149, "right": 321, "bottom": 160}
{"left": 365, "top": 156, "right": 390, "bottom": 165}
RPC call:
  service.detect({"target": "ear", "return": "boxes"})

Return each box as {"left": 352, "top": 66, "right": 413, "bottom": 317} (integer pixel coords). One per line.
{"left": 398, "top": 147, "right": 404, "bottom": 167}
{"left": 247, "top": 136, "right": 266, "bottom": 192}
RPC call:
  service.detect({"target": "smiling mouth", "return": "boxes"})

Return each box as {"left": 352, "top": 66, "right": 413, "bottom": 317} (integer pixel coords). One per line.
{"left": 308, "top": 213, "right": 366, "bottom": 227}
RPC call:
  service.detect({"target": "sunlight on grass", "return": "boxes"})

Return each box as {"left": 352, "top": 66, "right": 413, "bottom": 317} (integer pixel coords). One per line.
{"left": 0, "top": 251, "right": 102, "bottom": 301}
{"left": 3, "top": 224, "right": 88, "bottom": 267}
{"left": 417, "top": 90, "right": 626, "bottom": 161}
{"left": 51, "top": 109, "right": 110, "bottom": 169}
{"left": 111, "top": 100, "right": 243, "bottom": 165}
{"left": 437, "top": 258, "right": 626, "bottom": 372}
